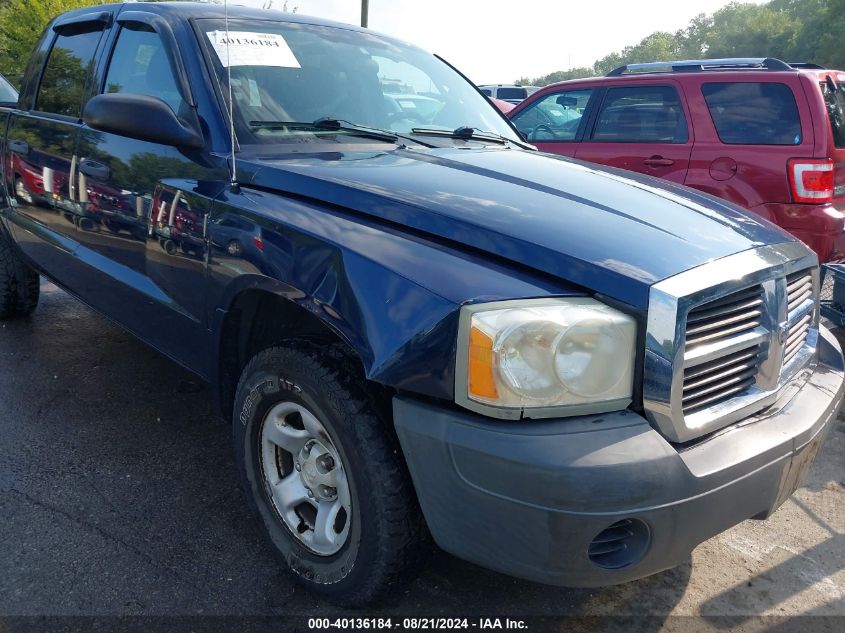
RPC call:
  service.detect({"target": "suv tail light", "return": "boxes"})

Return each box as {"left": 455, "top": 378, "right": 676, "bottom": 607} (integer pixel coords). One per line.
{"left": 789, "top": 158, "right": 834, "bottom": 203}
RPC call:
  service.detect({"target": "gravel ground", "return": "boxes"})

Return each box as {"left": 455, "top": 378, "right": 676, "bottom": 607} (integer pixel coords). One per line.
{"left": 0, "top": 281, "right": 842, "bottom": 632}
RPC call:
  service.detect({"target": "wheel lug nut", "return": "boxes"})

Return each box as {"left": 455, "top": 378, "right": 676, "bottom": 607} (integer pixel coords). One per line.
{"left": 307, "top": 489, "right": 314, "bottom": 498}
{"left": 295, "top": 462, "right": 301, "bottom": 472}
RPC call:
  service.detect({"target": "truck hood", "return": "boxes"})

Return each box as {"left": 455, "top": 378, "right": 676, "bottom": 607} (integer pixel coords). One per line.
{"left": 236, "top": 146, "right": 795, "bottom": 309}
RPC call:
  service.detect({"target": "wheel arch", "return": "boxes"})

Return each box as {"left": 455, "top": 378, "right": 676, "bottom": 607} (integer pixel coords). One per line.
{"left": 211, "top": 268, "right": 460, "bottom": 423}
{"left": 214, "top": 276, "right": 366, "bottom": 422}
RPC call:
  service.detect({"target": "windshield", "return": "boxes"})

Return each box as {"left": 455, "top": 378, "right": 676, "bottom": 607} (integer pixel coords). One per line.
{"left": 197, "top": 19, "right": 519, "bottom": 146}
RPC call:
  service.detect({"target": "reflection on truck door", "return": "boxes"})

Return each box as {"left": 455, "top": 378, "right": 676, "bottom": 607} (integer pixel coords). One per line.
{"left": 76, "top": 18, "right": 218, "bottom": 372}
{"left": 4, "top": 21, "right": 106, "bottom": 283}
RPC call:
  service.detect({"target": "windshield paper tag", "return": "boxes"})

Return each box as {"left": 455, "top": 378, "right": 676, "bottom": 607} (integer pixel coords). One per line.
{"left": 207, "top": 31, "right": 301, "bottom": 68}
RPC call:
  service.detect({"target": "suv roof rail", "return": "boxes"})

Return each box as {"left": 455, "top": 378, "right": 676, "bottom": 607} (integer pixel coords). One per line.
{"left": 606, "top": 57, "right": 793, "bottom": 76}
{"left": 788, "top": 62, "right": 826, "bottom": 69}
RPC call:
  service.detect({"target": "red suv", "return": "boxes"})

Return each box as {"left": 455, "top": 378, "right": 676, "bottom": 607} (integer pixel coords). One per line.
{"left": 508, "top": 58, "right": 845, "bottom": 262}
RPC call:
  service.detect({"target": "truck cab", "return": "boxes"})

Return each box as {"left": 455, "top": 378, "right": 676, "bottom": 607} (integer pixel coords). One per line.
{"left": 0, "top": 4, "right": 842, "bottom": 607}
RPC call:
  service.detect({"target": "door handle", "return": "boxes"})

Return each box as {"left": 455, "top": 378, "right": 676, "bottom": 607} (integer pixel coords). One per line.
{"left": 78, "top": 159, "right": 110, "bottom": 181}
{"left": 644, "top": 156, "right": 674, "bottom": 167}
{"left": 8, "top": 139, "right": 30, "bottom": 155}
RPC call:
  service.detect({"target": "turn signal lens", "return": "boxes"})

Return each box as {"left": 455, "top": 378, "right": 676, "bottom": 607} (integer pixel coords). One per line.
{"left": 468, "top": 326, "right": 498, "bottom": 400}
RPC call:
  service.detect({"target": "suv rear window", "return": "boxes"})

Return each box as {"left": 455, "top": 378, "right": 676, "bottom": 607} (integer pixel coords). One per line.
{"left": 496, "top": 87, "right": 527, "bottom": 101}
{"left": 821, "top": 78, "right": 845, "bottom": 148}
{"left": 702, "top": 82, "right": 801, "bottom": 145}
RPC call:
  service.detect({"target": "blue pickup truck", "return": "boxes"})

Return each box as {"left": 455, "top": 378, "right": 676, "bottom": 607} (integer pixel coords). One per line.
{"left": 1, "top": 2, "right": 843, "bottom": 606}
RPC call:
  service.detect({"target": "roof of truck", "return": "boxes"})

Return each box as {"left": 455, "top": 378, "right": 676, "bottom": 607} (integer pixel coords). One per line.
{"left": 112, "top": 1, "right": 373, "bottom": 33}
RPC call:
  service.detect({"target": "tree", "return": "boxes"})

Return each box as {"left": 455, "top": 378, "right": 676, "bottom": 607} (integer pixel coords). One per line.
{"left": 517, "top": 67, "right": 596, "bottom": 87}
{"left": 0, "top": 0, "right": 119, "bottom": 86}
{"left": 0, "top": 0, "right": 301, "bottom": 88}
{"left": 594, "top": 31, "right": 682, "bottom": 75}
{"left": 514, "top": 0, "right": 843, "bottom": 88}
{"left": 703, "top": 2, "right": 798, "bottom": 59}
{"left": 779, "top": 0, "right": 845, "bottom": 69}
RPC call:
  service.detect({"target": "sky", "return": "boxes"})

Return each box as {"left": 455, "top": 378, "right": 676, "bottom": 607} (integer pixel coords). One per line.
{"left": 228, "top": 0, "right": 766, "bottom": 84}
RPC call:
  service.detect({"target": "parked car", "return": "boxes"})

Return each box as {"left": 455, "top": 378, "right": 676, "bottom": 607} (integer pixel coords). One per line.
{"left": 489, "top": 96, "right": 515, "bottom": 114}
{"left": 208, "top": 211, "right": 264, "bottom": 259}
{"left": 508, "top": 58, "right": 845, "bottom": 263}
{"left": 1, "top": 6, "right": 842, "bottom": 607}
{"left": 9, "top": 151, "right": 70, "bottom": 209}
{"left": 0, "top": 78, "right": 72, "bottom": 209}
{"left": 150, "top": 187, "right": 204, "bottom": 256}
{"left": 478, "top": 83, "right": 539, "bottom": 104}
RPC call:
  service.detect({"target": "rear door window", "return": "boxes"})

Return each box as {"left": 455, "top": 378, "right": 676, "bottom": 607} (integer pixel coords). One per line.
{"left": 36, "top": 28, "right": 103, "bottom": 118}
{"left": 591, "top": 85, "right": 688, "bottom": 143}
{"left": 702, "top": 82, "right": 801, "bottom": 145}
{"left": 821, "top": 78, "right": 845, "bottom": 149}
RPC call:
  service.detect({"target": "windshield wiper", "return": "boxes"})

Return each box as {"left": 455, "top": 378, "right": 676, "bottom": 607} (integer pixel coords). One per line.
{"left": 411, "top": 125, "right": 533, "bottom": 149}
{"left": 249, "top": 118, "right": 436, "bottom": 147}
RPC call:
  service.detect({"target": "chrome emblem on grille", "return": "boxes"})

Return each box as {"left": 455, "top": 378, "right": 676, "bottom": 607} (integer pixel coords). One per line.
{"left": 777, "top": 322, "right": 789, "bottom": 346}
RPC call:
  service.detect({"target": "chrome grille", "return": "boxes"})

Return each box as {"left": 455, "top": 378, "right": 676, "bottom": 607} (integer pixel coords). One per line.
{"left": 685, "top": 285, "right": 764, "bottom": 349}
{"left": 682, "top": 345, "right": 763, "bottom": 413}
{"left": 783, "top": 271, "right": 814, "bottom": 367}
{"left": 682, "top": 285, "right": 765, "bottom": 413}
{"left": 643, "top": 243, "right": 820, "bottom": 444}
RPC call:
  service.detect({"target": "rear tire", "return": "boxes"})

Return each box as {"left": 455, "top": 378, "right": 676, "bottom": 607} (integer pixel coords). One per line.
{"left": 0, "top": 231, "right": 40, "bottom": 319}
{"left": 233, "top": 344, "right": 426, "bottom": 606}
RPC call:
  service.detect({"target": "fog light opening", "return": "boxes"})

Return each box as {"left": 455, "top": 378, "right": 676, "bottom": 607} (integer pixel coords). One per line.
{"left": 588, "top": 518, "right": 650, "bottom": 569}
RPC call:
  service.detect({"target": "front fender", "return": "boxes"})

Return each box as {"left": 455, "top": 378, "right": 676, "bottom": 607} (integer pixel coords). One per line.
{"left": 210, "top": 268, "right": 460, "bottom": 400}
{"left": 207, "top": 186, "right": 580, "bottom": 402}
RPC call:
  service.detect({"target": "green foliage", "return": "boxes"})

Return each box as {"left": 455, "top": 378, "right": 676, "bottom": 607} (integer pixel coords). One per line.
{"left": 594, "top": 31, "right": 684, "bottom": 75}
{"left": 36, "top": 46, "right": 93, "bottom": 117}
{"left": 0, "top": 0, "right": 294, "bottom": 88}
{"left": 0, "top": 0, "right": 117, "bottom": 86}
{"left": 517, "top": 0, "right": 845, "bottom": 86}
{"left": 704, "top": 2, "right": 799, "bottom": 58}
{"left": 516, "top": 67, "right": 596, "bottom": 87}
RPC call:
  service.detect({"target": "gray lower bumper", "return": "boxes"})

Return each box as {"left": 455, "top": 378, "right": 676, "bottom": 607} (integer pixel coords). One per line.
{"left": 393, "top": 326, "right": 845, "bottom": 587}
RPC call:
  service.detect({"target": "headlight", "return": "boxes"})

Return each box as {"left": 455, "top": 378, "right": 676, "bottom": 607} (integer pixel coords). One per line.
{"left": 456, "top": 298, "right": 637, "bottom": 419}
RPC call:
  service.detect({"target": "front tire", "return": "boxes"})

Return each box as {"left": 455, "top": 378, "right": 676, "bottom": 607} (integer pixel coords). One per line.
{"left": 0, "top": 231, "right": 40, "bottom": 319}
{"left": 233, "top": 344, "right": 426, "bottom": 606}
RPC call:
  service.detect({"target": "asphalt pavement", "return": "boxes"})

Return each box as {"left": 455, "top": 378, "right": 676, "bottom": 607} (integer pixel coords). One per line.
{"left": 0, "top": 281, "right": 843, "bottom": 632}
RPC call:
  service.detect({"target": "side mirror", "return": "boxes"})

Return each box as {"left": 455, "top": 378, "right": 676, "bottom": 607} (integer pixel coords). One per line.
{"left": 83, "top": 93, "right": 203, "bottom": 150}
{"left": 556, "top": 96, "right": 577, "bottom": 107}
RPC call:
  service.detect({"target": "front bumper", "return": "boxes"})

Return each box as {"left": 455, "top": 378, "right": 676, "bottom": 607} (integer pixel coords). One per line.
{"left": 393, "top": 326, "right": 844, "bottom": 587}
